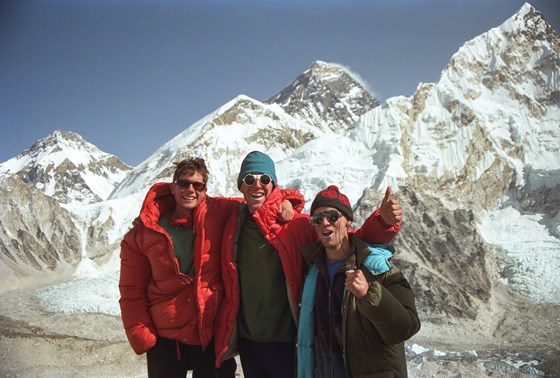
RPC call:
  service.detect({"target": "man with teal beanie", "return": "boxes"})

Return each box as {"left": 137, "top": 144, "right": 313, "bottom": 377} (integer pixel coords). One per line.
{"left": 219, "top": 150, "right": 301, "bottom": 377}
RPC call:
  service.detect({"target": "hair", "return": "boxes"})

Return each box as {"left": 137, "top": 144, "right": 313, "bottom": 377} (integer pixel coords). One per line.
{"left": 172, "top": 157, "right": 210, "bottom": 184}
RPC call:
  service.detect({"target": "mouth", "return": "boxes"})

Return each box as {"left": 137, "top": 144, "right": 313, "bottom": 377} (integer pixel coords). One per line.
{"left": 181, "top": 194, "right": 197, "bottom": 201}
{"left": 321, "top": 229, "right": 334, "bottom": 237}
{"left": 250, "top": 192, "right": 265, "bottom": 200}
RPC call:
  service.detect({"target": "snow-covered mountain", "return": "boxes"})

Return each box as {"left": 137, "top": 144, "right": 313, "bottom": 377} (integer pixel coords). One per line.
{"left": 0, "top": 130, "right": 131, "bottom": 204}
{"left": 1, "top": 4, "right": 559, "bottom": 374}
{"left": 0, "top": 130, "right": 133, "bottom": 283}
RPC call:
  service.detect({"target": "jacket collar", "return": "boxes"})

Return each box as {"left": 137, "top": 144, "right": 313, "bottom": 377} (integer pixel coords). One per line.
{"left": 249, "top": 185, "right": 284, "bottom": 232}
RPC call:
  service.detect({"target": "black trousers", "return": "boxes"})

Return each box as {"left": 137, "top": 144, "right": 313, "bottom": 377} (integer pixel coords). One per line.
{"left": 146, "top": 337, "right": 237, "bottom": 378}
{"left": 238, "top": 337, "right": 295, "bottom": 378}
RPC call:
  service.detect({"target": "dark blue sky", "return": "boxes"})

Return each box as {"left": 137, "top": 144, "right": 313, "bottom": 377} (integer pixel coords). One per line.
{"left": 2, "top": 0, "right": 559, "bottom": 166}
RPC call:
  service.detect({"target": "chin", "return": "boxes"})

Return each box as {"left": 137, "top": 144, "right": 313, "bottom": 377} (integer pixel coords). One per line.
{"left": 320, "top": 239, "right": 336, "bottom": 248}
{"left": 248, "top": 200, "right": 263, "bottom": 210}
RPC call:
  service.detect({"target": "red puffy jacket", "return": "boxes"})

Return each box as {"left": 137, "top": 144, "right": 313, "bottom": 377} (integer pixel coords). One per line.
{"left": 119, "top": 182, "right": 304, "bottom": 355}
{"left": 215, "top": 186, "right": 400, "bottom": 365}
{"left": 119, "top": 182, "right": 236, "bottom": 354}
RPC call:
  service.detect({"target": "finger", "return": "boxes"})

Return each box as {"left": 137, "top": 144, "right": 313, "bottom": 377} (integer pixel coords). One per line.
{"left": 345, "top": 274, "right": 358, "bottom": 288}
{"left": 382, "top": 186, "right": 392, "bottom": 205}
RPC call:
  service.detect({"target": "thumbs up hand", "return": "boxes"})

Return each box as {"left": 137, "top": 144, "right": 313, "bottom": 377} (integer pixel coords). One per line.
{"left": 379, "top": 186, "right": 402, "bottom": 226}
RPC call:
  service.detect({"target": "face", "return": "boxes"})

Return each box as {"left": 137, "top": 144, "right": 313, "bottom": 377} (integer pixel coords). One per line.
{"left": 311, "top": 206, "right": 351, "bottom": 250}
{"left": 170, "top": 171, "right": 206, "bottom": 218}
{"left": 239, "top": 173, "right": 274, "bottom": 213}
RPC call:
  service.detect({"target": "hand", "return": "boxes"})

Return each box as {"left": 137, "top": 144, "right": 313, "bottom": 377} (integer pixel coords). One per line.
{"left": 277, "top": 199, "right": 294, "bottom": 223}
{"left": 345, "top": 269, "right": 369, "bottom": 299}
{"left": 379, "top": 186, "right": 402, "bottom": 226}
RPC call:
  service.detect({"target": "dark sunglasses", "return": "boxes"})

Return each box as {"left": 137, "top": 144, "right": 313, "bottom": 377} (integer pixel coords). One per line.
{"left": 310, "top": 210, "right": 343, "bottom": 226}
{"left": 242, "top": 173, "right": 272, "bottom": 186}
{"left": 175, "top": 178, "right": 206, "bottom": 191}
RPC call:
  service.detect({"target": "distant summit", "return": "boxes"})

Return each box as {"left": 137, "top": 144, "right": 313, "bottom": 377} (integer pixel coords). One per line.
{"left": 266, "top": 61, "right": 380, "bottom": 132}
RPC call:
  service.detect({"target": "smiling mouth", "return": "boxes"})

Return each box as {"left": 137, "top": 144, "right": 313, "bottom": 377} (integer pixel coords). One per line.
{"left": 322, "top": 229, "right": 333, "bottom": 237}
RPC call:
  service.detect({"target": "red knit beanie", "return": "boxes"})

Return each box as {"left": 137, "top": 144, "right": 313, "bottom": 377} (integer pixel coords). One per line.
{"left": 310, "top": 185, "right": 353, "bottom": 220}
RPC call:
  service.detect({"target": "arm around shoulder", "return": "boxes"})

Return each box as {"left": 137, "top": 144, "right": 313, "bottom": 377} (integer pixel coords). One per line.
{"left": 280, "top": 188, "right": 305, "bottom": 213}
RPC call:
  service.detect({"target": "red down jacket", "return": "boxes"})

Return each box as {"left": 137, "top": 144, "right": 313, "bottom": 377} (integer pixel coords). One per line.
{"left": 215, "top": 185, "right": 400, "bottom": 365}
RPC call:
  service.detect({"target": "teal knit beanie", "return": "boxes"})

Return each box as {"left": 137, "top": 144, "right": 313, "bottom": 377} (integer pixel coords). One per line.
{"left": 237, "top": 151, "right": 278, "bottom": 189}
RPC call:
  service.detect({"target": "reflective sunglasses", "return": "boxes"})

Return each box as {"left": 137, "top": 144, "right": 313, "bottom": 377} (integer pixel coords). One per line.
{"left": 309, "top": 210, "right": 343, "bottom": 226}
{"left": 242, "top": 173, "right": 272, "bottom": 186}
{"left": 175, "top": 178, "right": 206, "bottom": 191}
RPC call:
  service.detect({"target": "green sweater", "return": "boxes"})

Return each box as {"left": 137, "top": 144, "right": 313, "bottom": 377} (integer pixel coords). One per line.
{"left": 158, "top": 212, "right": 195, "bottom": 276}
{"left": 237, "top": 213, "right": 295, "bottom": 342}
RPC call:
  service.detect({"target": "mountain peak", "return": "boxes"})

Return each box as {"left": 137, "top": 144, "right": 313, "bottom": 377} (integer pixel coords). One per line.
{"left": 266, "top": 60, "right": 380, "bottom": 133}
{"left": 29, "top": 129, "right": 85, "bottom": 155}
{"left": 308, "top": 60, "right": 346, "bottom": 77}
{"left": 504, "top": 1, "right": 556, "bottom": 37}
{"left": 515, "top": 2, "right": 541, "bottom": 22}
{"left": 47, "top": 129, "right": 82, "bottom": 141}
{"left": 518, "top": 2, "right": 536, "bottom": 15}
{"left": 307, "top": 60, "right": 368, "bottom": 88}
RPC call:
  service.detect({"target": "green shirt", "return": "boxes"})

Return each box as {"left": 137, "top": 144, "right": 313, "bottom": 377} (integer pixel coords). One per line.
{"left": 158, "top": 212, "right": 195, "bottom": 276}
{"left": 237, "top": 211, "right": 295, "bottom": 342}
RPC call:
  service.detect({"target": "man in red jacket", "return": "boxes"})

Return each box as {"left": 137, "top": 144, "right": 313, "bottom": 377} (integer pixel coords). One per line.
{"left": 215, "top": 151, "right": 403, "bottom": 378}
{"left": 119, "top": 157, "right": 303, "bottom": 378}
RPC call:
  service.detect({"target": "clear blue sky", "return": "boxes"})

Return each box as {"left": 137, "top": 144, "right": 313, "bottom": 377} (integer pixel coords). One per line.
{"left": 2, "top": 0, "right": 559, "bottom": 166}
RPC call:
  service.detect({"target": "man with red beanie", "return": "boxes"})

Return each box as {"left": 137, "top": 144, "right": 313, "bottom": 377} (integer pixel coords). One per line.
{"left": 298, "top": 185, "right": 420, "bottom": 378}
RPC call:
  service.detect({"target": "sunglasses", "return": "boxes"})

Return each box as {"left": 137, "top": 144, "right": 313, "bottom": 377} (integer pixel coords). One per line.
{"left": 242, "top": 173, "right": 272, "bottom": 186}
{"left": 310, "top": 210, "right": 343, "bottom": 226}
{"left": 175, "top": 178, "right": 206, "bottom": 191}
